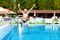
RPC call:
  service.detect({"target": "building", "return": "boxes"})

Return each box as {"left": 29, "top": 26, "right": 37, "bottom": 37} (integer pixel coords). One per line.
{"left": 17, "top": 10, "right": 60, "bottom": 18}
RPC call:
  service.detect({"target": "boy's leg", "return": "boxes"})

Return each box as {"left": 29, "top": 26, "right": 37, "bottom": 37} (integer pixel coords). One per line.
{"left": 26, "top": 22, "right": 30, "bottom": 27}
{"left": 20, "top": 22, "right": 23, "bottom": 27}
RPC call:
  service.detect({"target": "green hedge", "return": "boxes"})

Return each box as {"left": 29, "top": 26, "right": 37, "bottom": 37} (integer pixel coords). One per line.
{"left": 28, "top": 22, "right": 46, "bottom": 24}
{"left": 28, "top": 22, "right": 59, "bottom": 24}
{"left": 11, "top": 21, "right": 60, "bottom": 24}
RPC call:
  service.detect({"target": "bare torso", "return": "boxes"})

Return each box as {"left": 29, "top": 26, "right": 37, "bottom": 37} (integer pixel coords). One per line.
{"left": 22, "top": 13, "right": 28, "bottom": 21}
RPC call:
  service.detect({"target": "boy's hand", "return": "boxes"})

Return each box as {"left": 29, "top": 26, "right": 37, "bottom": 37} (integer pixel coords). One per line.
{"left": 33, "top": 4, "right": 36, "bottom": 7}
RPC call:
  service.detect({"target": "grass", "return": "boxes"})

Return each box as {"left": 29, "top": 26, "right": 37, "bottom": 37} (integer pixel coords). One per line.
{"left": 28, "top": 22, "right": 46, "bottom": 24}
{"left": 27, "top": 21, "right": 60, "bottom": 24}
{"left": 11, "top": 21, "right": 17, "bottom": 24}
{"left": 13, "top": 21, "right": 60, "bottom": 24}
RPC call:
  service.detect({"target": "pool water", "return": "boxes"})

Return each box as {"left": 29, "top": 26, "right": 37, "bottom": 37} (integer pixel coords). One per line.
{"left": 3, "top": 24, "right": 60, "bottom": 40}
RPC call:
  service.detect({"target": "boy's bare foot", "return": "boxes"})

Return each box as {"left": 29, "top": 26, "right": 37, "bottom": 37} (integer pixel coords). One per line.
{"left": 26, "top": 22, "right": 30, "bottom": 27}
{"left": 28, "top": 24, "right": 30, "bottom": 27}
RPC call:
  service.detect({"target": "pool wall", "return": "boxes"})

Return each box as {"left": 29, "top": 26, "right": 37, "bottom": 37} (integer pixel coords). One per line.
{"left": 2, "top": 25, "right": 20, "bottom": 40}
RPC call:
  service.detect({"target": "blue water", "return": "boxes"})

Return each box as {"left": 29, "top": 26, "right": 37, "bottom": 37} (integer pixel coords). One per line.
{"left": 3, "top": 24, "right": 60, "bottom": 40}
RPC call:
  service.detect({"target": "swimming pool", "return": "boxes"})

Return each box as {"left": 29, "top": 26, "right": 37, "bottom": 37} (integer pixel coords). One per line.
{"left": 2, "top": 24, "right": 60, "bottom": 40}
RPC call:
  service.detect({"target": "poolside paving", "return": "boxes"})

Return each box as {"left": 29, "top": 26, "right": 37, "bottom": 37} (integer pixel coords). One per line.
{"left": 0, "top": 21, "right": 10, "bottom": 24}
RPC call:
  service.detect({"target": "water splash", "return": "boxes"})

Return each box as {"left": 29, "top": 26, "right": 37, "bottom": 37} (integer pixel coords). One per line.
{"left": 18, "top": 24, "right": 23, "bottom": 40}
{"left": 45, "top": 24, "right": 59, "bottom": 31}
{"left": 52, "top": 24, "right": 58, "bottom": 31}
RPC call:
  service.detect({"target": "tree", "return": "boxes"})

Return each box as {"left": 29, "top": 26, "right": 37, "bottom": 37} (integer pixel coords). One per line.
{"left": 16, "top": 0, "right": 36, "bottom": 10}
{"left": 1, "top": 0, "right": 60, "bottom": 11}
{"left": 54, "top": 0, "right": 60, "bottom": 10}
{"left": 37, "top": 0, "right": 46, "bottom": 10}
{"left": 46, "top": 0, "right": 55, "bottom": 10}
{"left": 0, "top": 0, "right": 16, "bottom": 11}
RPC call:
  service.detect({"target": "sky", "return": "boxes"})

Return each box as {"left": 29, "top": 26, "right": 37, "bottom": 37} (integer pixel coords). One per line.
{"left": 14, "top": 0, "right": 16, "bottom": 2}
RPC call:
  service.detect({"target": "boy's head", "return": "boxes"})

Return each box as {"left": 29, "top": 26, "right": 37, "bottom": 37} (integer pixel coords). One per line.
{"left": 24, "top": 9, "right": 27, "bottom": 13}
